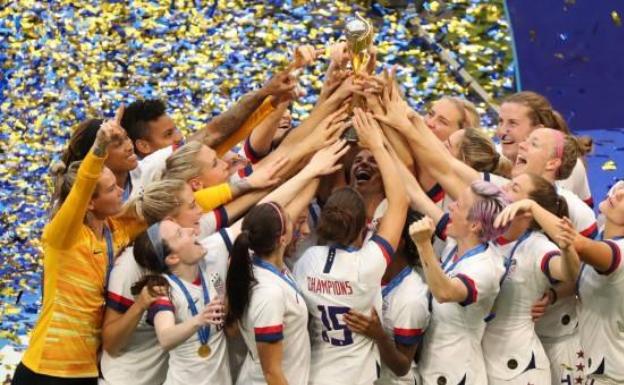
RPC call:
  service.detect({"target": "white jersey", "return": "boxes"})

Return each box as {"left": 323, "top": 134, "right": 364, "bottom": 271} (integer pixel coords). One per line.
{"left": 236, "top": 260, "right": 310, "bottom": 385}
{"left": 481, "top": 172, "right": 598, "bottom": 239}
{"left": 101, "top": 247, "right": 168, "bottom": 385}
{"left": 578, "top": 237, "right": 624, "bottom": 381}
{"left": 128, "top": 146, "right": 174, "bottom": 201}
{"left": 483, "top": 231, "right": 560, "bottom": 381}
{"left": 293, "top": 235, "right": 394, "bottom": 385}
{"left": 199, "top": 206, "right": 230, "bottom": 238}
{"left": 419, "top": 240, "right": 504, "bottom": 385}
{"left": 556, "top": 157, "right": 593, "bottom": 207}
{"left": 376, "top": 267, "right": 430, "bottom": 385}
{"left": 147, "top": 230, "right": 233, "bottom": 385}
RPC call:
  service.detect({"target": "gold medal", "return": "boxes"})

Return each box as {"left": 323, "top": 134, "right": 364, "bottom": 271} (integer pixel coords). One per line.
{"left": 198, "top": 344, "right": 211, "bottom": 358}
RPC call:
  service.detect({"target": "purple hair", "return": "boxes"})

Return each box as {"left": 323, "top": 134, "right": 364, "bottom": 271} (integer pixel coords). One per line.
{"left": 467, "top": 180, "right": 510, "bottom": 242}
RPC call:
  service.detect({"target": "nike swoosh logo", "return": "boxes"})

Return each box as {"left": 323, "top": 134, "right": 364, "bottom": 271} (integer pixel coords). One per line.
{"left": 93, "top": 250, "right": 103, "bottom": 254}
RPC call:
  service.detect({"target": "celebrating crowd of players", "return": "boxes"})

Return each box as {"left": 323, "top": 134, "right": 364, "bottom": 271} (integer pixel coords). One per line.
{"left": 10, "top": 43, "right": 624, "bottom": 385}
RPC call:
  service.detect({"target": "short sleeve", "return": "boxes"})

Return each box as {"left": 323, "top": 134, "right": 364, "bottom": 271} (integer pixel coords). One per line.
{"left": 146, "top": 297, "right": 175, "bottom": 325}
{"left": 242, "top": 137, "right": 266, "bottom": 164}
{"left": 106, "top": 249, "right": 142, "bottom": 313}
{"left": 559, "top": 188, "right": 598, "bottom": 238}
{"left": 435, "top": 212, "right": 451, "bottom": 241}
{"left": 198, "top": 206, "right": 228, "bottom": 238}
{"left": 249, "top": 284, "right": 285, "bottom": 342}
{"left": 451, "top": 256, "right": 499, "bottom": 307}
{"left": 597, "top": 240, "right": 623, "bottom": 276}
{"left": 426, "top": 183, "right": 445, "bottom": 204}
{"left": 358, "top": 235, "right": 395, "bottom": 283}
{"left": 138, "top": 146, "right": 173, "bottom": 187}
{"left": 392, "top": 293, "right": 429, "bottom": 345}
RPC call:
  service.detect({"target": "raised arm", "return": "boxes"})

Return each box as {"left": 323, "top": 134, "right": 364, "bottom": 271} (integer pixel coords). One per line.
{"left": 496, "top": 199, "right": 613, "bottom": 272}
{"left": 352, "top": 108, "right": 408, "bottom": 250}
{"left": 548, "top": 217, "right": 581, "bottom": 282}
{"left": 392, "top": 150, "right": 444, "bottom": 223}
{"left": 410, "top": 217, "right": 470, "bottom": 303}
{"left": 191, "top": 70, "right": 295, "bottom": 151}
{"left": 45, "top": 111, "right": 125, "bottom": 249}
{"left": 246, "top": 101, "right": 290, "bottom": 161}
{"left": 374, "top": 81, "right": 477, "bottom": 200}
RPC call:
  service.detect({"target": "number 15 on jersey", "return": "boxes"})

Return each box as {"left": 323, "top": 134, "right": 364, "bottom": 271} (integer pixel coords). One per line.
{"left": 317, "top": 305, "right": 353, "bottom": 346}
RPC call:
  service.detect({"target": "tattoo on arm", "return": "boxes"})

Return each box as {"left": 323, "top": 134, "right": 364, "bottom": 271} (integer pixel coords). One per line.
{"left": 93, "top": 141, "right": 108, "bottom": 157}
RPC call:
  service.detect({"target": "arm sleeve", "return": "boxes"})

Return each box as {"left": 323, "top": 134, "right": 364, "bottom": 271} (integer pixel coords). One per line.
{"left": 106, "top": 250, "right": 143, "bottom": 313}
{"left": 359, "top": 235, "right": 395, "bottom": 283}
{"left": 198, "top": 206, "right": 229, "bottom": 237}
{"left": 392, "top": 291, "right": 430, "bottom": 346}
{"left": 249, "top": 284, "right": 286, "bottom": 342}
{"left": 597, "top": 240, "right": 623, "bottom": 276}
{"left": 194, "top": 184, "right": 233, "bottom": 212}
{"left": 146, "top": 297, "right": 175, "bottom": 326}
{"left": 215, "top": 97, "right": 275, "bottom": 157}
{"left": 44, "top": 151, "right": 106, "bottom": 249}
{"left": 452, "top": 257, "right": 499, "bottom": 307}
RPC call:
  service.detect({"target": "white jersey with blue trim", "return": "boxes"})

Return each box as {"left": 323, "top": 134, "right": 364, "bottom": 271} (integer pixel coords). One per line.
{"left": 483, "top": 231, "right": 560, "bottom": 381}
{"left": 236, "top": 263, "right": 310, "bottom": 385}
{"left": 293, "top": 235, "right": 395, "bottom": 385}
{"left": 578, "top": 237, "right": 624, "bottom": 381}
{"left": 418, "top": 240, "right": 504, "bottom": 385}
{"left": 556, "top": 157, "right": 593, "bottom": 207}
{"left": 376, "top": 268, "right": 430, "bottom": 385}
{"left": 146, "top": 229, "right": 233, "bottom": 385}
{"left": 101, "top": 246, "right": 168, "bottom": 385}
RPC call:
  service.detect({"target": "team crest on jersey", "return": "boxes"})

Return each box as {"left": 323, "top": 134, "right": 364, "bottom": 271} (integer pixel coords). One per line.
{"left": 505, "top": 259, "right": 518, "bottom": 280}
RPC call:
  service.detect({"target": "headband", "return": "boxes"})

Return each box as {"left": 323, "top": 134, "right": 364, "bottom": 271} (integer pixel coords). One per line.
{"left": 147, "top": 222, "right": 166, "bottom": 266}
{"left": 267, "top": 202, "right": 285, "bottom": 236}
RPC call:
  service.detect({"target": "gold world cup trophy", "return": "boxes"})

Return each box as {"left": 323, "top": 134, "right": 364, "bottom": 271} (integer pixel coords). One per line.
{"left": 343, "top": 13, "right": 375, "bottom": 142}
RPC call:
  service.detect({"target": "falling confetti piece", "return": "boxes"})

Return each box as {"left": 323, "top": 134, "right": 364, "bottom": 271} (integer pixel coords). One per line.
{"left": 602, "top": 160, "right": 617, "bottom": 171}
{"left": 612, "top": 10, "right": 622, "bottom": 27}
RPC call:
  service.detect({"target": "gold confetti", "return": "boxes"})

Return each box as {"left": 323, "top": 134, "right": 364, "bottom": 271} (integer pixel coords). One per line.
{"left": 602, "top": 160, "right": 617, "bottom": 171}
{"left": 612, "top": 10, "right": 622, "bottom": 27}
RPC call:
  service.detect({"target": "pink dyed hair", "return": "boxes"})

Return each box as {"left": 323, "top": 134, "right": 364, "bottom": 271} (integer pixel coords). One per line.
{"left": 467, "top": 180, "right": 510, "bottom": 242}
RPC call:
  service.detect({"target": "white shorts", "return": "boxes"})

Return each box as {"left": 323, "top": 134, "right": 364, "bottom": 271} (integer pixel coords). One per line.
{"left": 541, "top": 333, "right": 585, "bottom": 385}
{"left": 488, "top": 368, "right": 551, "bottom": 385}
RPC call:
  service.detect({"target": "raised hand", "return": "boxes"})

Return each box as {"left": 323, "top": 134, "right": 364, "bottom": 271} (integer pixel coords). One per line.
{"left": 352, "top": 107, "right": 384, "bottom": 151}
{"left": 93, "top": 105, "right": 126, "bottom": 156}
{"left": 328, "top": 41, "right": 350, "bottom": 68}
{"left": 291, "top": 44, "right": 324, "bottom": 69}
{"left": 329, "top": 75, "right": 365, "bottom": 103}
{"left": 556, "top": 217, "right": 577, "bottom": 250}
{"left": 494, "top": 199, "right": 535, "bottom": 228}
{"left": 306, "top": 103, "right": 350, "bottom": 150}
{"left": 304, "top": 139, "right": 350, "bottom": 177}
{"left": 409, "top": 216, "right": 436, "bottom": 245}
{"left": 261, "top": 70, "right": 297, "bottom": 102}
{"left": 245, "top": 155, "right": 289, "bottom": 189}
